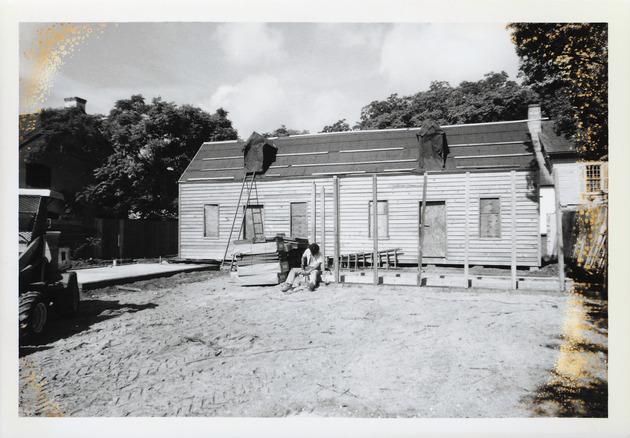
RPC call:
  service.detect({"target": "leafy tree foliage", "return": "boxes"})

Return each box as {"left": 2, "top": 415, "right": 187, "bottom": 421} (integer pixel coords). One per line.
{"left": 22, "top": 107, "right": 111, "bottom": 163}
{"left": 354, "top": 72, "right": 537, "bottom": 130}
{"left": 262, "top": 125, "right": 309, "bottom": 137}
{"left": 507, "top": 23, "right": 608, "bottom": 160}
{"left": 320, "top": 119, "right": 351, "bottom": 133}
{"left": 79, "top": 95, "right": 238, "bottom": 219}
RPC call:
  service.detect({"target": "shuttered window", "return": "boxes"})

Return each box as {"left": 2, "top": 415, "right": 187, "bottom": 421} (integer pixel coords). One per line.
{"left": 204, "top": 204, "right": 219, "bottom": 238}
{"left": 290, "top": 202, "right": 308, "bottom": 238}
{"left": 479, "top": 198, "right": 501, "bottom": 238}
{"left": 368, "top": 200, "right": 389, "bottom": 238}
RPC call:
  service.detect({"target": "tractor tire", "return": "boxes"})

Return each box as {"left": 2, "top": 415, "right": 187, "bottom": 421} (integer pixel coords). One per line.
{"left": 58, "top": 272, "right": 80, "bottom": 315}
{"left": 19, "top": 291, "right": 48, "bottom": 338}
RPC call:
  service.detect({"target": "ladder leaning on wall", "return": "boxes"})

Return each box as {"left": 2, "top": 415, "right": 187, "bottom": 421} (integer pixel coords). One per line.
{"left": 220, "top": 171, "right": 264, "bottom": 270}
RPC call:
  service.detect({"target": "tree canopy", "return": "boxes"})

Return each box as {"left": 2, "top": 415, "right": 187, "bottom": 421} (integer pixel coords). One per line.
{"left": 320, "top": 119, "right": 351, "bottom": 133}
{"left": 354, "top": 72, "right": 537, "bottom": 130}
{"left": 79, "top": 95, "right": 238, "bottom": 219}
{"left": 22, "top": 107, "right": 111, "bottom": 163}
{"left": 262, "top": 125, "right": 309, "bottom": 137}
{"left": 507, "top": 23, "right": 608, "bottom": 160}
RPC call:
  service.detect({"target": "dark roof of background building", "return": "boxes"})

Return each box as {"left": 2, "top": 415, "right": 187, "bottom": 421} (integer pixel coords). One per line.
{"left": 539, "top": 121, "right": 576, "bottom": 155}
{"left": 179, "top": 120, "right": 538, "bottom": 183}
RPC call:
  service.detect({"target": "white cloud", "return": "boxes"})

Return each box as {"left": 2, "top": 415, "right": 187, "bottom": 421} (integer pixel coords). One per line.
{"left": 313, "top": 23, "right": 386, "bottom": 51}
{"left": 379, "top": 23, "right": 520, "bottom": 94}
{"left": 207, "top": 75, "right": 359, "bottom": 136}
{"left": 214, "top": 23, "right": 286, "bottom": 67}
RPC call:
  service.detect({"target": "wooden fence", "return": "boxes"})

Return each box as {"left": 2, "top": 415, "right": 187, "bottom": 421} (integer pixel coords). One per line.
{"left": 52, "top": 217, "right": 178, "bottom": 260}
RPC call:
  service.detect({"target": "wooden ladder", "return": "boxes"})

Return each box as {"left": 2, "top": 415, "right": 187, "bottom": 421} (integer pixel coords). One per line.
{"left": 220, "top": 171, "right": 262, "bottom": 271}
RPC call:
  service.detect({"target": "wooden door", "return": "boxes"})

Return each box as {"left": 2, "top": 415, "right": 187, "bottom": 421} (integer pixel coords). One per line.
{"left": 420, "top": 201, "right": 447, "bottom": 257}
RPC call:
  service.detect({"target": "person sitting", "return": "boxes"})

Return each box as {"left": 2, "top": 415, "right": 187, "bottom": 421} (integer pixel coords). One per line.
{"left": 281, "top": 243, "right": 323, "bottom": 292}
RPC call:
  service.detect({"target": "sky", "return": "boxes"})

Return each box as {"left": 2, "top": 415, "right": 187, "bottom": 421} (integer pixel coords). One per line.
{"left": 19, "top": 22, "right": 521, "bottom": 138}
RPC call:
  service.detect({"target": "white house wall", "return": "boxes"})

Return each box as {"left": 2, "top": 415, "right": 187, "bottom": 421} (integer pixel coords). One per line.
{"left": 179, "top": 171, "right": 540, "bottom": 267}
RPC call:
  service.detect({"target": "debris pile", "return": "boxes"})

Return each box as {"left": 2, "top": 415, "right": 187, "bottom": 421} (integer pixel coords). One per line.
{"left": 233, "top": 235, "right": 309, "bottom": 286}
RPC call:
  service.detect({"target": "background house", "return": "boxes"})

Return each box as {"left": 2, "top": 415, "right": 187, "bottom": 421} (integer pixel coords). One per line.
{"left": 178, "top": 116, "right": 545, "bottom": 268}
{"left": 530, "top": 104, "right": 608, "bottom": 258}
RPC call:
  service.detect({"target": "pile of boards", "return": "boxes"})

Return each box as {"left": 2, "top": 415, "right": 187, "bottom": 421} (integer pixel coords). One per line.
{"left": 232, "top": 235, "right": 309, "bottom": 286}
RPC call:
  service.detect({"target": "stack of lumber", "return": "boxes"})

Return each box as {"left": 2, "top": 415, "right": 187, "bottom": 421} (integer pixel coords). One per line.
{"left": 233, "top": 235, "right": 309, "bottom": 286}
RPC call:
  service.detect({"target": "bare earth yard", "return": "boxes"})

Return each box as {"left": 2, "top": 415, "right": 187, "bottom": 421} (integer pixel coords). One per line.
{"left": 19, "top": 270, "right": 606, "bottom": 418}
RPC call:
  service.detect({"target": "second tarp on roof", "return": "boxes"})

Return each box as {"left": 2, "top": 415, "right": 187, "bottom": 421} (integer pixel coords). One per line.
{"left": 242, "top": 132, "right": 278, "bottom": 175}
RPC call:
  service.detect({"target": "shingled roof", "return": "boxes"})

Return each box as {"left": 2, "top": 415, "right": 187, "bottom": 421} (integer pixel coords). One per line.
{"left": 179, "top": 119, "right": 537, "bottom": 183}
{"left": 538, "top": 120, "right": 576, "bottom": 156}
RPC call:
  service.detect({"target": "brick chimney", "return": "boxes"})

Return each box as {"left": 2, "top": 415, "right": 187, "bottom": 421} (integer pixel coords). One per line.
{"left": 64, "top": 96, "right": 87, "bottom": 113}
{"left": 527, "top": 103, "right": 542, "bottom": 137}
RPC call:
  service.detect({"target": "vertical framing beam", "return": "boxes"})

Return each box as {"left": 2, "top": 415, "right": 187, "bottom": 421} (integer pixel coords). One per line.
{"left": 553, "top": 170, "right": 566, "bottom": 292}
{"left": 511, "top": 171, "right": 517, "bottom": 290}
{"left": 418, "top": 171, "right": 428, "bottom": 286}
{"left": 372, "top": 174, "right": 379, "bottom": 285}
{"left": 464, "top": 172, "right": 470, "bottom": 287}
{"left": 320, "top": 186, "right": 326, "bottom": 268}
{"left": 333, "top": 176, "right": 340, "bottom": 284}
{"left": 311, "top": 181, "right": 317, "bottom": 244}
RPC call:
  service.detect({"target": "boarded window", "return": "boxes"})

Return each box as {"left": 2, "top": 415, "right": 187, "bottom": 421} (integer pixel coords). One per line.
{"left": 204, "top": 204, "right": 219, "bottom": 238}
{"left": 479, "top": 198, "right": 500, "bottom": 238}
{"left": 243, "top": 205, "right": 264, "bottom": 240}
{"left": 290, "top": 202, "right": 307, "bottom": 238}
{"left": 368, "top": 200, "right": 389, "bottom": 238}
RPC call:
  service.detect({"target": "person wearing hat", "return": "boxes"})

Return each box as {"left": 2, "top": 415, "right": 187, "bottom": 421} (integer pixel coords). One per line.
{"left": 281, "top": 243, "right": 323, "bottom": 292}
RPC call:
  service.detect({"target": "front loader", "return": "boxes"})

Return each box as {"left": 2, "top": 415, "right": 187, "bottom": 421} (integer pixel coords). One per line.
{"left": 18, "top": 189, "right": 80, "bottom": 339}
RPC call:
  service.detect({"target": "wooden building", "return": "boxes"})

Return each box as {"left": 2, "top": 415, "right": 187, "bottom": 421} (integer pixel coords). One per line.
{"left": 178, "top": 118, "right": 544, "bottom": 268}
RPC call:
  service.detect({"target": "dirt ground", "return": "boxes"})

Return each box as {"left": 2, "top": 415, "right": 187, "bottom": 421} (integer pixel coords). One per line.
{"left": 18, "top": 270, "right": 607, "bottom": 418}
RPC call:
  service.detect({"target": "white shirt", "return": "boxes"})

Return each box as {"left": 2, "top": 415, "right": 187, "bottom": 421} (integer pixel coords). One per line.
{"left": 302, "top": 248, "right": 323, "bottom": 270}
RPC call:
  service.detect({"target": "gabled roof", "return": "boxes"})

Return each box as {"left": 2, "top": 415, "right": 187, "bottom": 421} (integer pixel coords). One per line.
{"left": 539, "top": 121, "right": 576, "bottom": 156}
{"left": 179, "top": 119, "right": 537, "bottom": 183}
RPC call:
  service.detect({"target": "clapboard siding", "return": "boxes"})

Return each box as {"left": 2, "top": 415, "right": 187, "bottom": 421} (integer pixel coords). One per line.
{"left": 554, "top": 163, "right": 582, "bottom": 207}
{"left": 179, "top": 170, "right": 539, "bottom": 266}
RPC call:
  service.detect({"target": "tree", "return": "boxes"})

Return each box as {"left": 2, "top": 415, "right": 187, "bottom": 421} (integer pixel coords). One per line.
{"left": 262, "top": 125, "right": 309, "bottom": 137}
{"left": 22, "top": 106, "right": 111, "bottom": 163}
{"left": 507, "top": 23, "right": 608, "bottom": 160}
{"left": 354, "top": 72, "right": 537, "bottom": 130}
{"left": 79, "top": 95, "right": 238, "bottom": 219}
{"left": 320, "top": 119, "right": 351, "bottom": 133}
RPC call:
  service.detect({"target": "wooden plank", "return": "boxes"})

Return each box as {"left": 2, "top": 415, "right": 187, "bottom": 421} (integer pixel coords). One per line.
{"left": 553, "top": 170, "right": 566, "bottom": 291}
{"left": 334, "top": 176, "right": 340, "bottom": 284}
{"left": 373, "top": 174, "right": 379, "bottom": 285}
{"left": 464, "top": 172, "right": 470, "bottom": 287}
{"left": 321, "top": 186, "right": 326, "bottom": 268}
{"left": 511, "top": 170, "right": 517, "bottom": 290}
{"left": 311, "top": 182, "right": 316, "bottom": 243}
{"left": 418, "top": 171, "right": 428, "bottom": 286}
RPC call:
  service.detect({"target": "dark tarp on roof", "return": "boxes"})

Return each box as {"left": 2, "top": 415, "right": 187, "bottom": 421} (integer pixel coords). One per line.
{"left": 417, "top": 121, "right": 449, "bottom": 169}
{"left": 242, "top": 132, "right": 278, "bottom": 174}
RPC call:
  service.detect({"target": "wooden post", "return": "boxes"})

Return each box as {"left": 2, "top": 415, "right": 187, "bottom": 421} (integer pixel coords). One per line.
{"left": 464, "top": 172, "right": 470, "bottom": 287}
{"left": 320, "top": 186, "right": 326, "bottom": 268}
{"left": 418, "top": 171, "right": 428, "bottom": 286}
{"left": 333, "top": 176, "right": 340, "bottom": 284}
{"left": 372, "top": 174, "right": 379, "bottom": 285}
{"left": 311, "top": 182, "right": 317, "bottom": 244}
{"left": 511, "top": 171, "right": 517, "bottom": 290}
{"left": 118, "top": 219, "right": 125, "bottom": 261}
{"left": 553, "top": 170, "right": 566, "bottom": 292}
